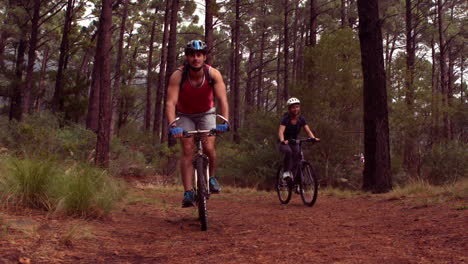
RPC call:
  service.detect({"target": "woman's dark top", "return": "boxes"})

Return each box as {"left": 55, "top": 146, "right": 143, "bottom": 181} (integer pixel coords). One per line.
{"left": 280, "top": 114, "right": 307, "bottom": 140}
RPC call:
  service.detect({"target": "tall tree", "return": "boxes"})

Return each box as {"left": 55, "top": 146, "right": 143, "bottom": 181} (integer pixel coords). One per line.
{"left": 112, "top": 0, "right": 129, "bottom": 134}
{"left": 145, "top": 18, "right": 156, "bottom": 131}
{"left": 9, "top": 39, "right": 27, "bottom": 121}
{"left": 162, "top": 0, "right": 180, "bottom": 143}
{"left": 232, "top": 0, "right": 241, "bottom": 143}
{"left": 403, "top": 0, "right": 418, "bottom": 178}
{"left": 22, "top": 0, "right": 41, "bottom": 120}
{"left": 205, "top": 0, "right": 214, "bottom": 65}
{"left": 437, "top": 0, "right": 450, "bottom": 140}
{"left": 154, "top": 0, "right": 172, "bottom": 141}
{"left": 357, "top": 0, "right": 392, "bottom": 193}
{"left": 283, "top": 0, "right": 290, "bottom": 101}
{"left": 52, "top": 0, "right": 74, "bottom": 113}
{"left": 95, "top": 0, "right": 113, "bottom": 168}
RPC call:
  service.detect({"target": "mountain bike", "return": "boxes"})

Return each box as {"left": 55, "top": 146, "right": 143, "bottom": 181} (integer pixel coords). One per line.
{"left": 276, "top": 138, "right": 319, "bottom": 207}
{"left": 170, "top": 114, "right": 229, "bottom": 231}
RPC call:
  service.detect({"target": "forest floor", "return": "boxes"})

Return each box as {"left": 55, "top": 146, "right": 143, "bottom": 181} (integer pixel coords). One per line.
{"left": 0, "top": 178, "right": 466, "bottom": 264}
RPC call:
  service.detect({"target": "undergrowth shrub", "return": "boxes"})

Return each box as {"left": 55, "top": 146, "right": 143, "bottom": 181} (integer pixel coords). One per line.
{"left": 422, "top": 141, "right": 466, "bottom": 184}
{"left": 55, "top": 165, "right": 126, "bottom": 217}
{"left": 0, "top": 157, "right": 126, "bottom": 217}
{"left": 0, "top": 158, "right": 58, "bottom": 210}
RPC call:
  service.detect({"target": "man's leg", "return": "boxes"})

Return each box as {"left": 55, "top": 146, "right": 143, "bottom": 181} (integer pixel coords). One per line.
{"left": 180, "top": 137, "right": 195, "bottom": 191}
{"left": 202, "top": 136, "right": 216, "bottom": 177}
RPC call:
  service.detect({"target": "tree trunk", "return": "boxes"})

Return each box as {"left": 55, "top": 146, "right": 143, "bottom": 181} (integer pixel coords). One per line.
{"left": 35, "top": 45, "right": 49, "bottom": 112}
{"left": 154, "top": 0, "right": 172, "bottom": 141}
{"left": 112, "top": 0, "right": 129, "bottom": 135}
{"left": 232, "top": 0, "right": 241, "bottom": 143}
{"left": 341, "top": 0, "right": 347, "bottom": 28}
{"left": 9, "top": 39, "right": 27, "bottom": 121}
{"left": 22, "top": 0, "right": 41, "bottom": 120}
{"left": 437, "top": 0, "right": 450, "bottom": 140}
{"left": 95, "top": 0, "right": 113, "bottom": 168}
{"left": 283, "top": 0, "right": 290, "bottom": 101}
{"left": 245, "top": 51, "right": 254, "bottom": 117}
{"left": 86, "top": 25, "right": 102, "bottom": 132}
{"left": 403, "top": 0, "right": 418, "bottom": 178}
{"left": 145, "top": 19, "right": 157, "bottom": 131}
{"left": 257, "top": 29, "right": 266, "bottom": 110}
{"left": 430, "top": 36, "right": 439, "bottom": 143}
{"left": 162, "top": 0, "right": 180, "bottom": 143}
{"left": 291, "top": 0, "right": 299, "bottom": 85}
{"left": 52, "top": 0, "right": 74, "bottom": 113}
{"left": 357, "top": 0, "right": 392, "bottom": 193}
{"left": 205, "top": 0, "right": 214, "bottom": 65}
{"left": 276, "top": 31, "right": 282, "bottom": 112}
{"left": 309, "top": 0, "right": 317, "bottom": 46}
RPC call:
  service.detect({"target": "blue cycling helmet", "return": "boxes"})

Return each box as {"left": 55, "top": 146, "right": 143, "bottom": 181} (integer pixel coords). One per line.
{"left": 185, "top": 40, "right": 208, "bottom": 55}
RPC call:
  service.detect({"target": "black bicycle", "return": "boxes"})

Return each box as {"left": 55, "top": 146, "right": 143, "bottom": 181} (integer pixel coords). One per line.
{"left": 170, "top": 114, "right": 228, "bottom": 231}
{"left": 276, "top": 138, "right": 319, "bottom": 207}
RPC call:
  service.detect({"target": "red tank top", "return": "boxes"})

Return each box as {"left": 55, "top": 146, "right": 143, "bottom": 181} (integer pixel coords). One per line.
{"left": 176, "top": 65, "right": 214, "bottom": 114}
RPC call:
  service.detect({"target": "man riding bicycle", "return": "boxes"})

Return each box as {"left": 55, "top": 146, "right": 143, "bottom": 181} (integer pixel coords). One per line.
{"left": 166, "top": 40, "right": 230, "bottom": 207}
{"left": 278, "top": 97, "right": 320, "bottom": 180}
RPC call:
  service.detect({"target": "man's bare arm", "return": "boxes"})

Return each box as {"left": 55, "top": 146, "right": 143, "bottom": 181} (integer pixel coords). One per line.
{"left": 165, "top": 70, "right": 182, "bottom": 126}
{"left": 211, "top": 68, "right": 229, "bottom": 121}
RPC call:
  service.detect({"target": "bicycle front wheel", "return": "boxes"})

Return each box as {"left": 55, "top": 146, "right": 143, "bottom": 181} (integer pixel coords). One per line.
{"left": 195, "top": 156, "right": 208, "bottom": 231}
{"left": 276, "top": 166, "right": 292, "bottom": 204}
{"left": 299, "top": 162, "right": 318, "bottom": 207}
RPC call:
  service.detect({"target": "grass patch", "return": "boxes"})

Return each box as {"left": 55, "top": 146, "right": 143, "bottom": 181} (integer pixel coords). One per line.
{"left": 383, "top": 178, "right": 468, "bottom": 207}
{"left": 60, "top": 223, "right": 95, "bottom": 247}
{"left": 0, "top": 157, "right": 126, "bottom": 218}
{"left": 321, "top": 187, "right": 364, "bottom": 199}
{"left": 0, "top": 158, "right": 59, "bottom": 210}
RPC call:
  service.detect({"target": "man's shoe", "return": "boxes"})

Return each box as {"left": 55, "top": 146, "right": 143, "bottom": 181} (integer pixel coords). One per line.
{"left": 182, "top": 190, "right": 195, "bottom": 208}
{"left": 282, "top": 171, "right": 292, "bottom": 180}
{"left": 209, "top": 177, "right": 221, "bottom": 193}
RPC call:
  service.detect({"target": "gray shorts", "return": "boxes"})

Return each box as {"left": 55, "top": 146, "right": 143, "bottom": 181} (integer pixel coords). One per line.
{"left": 176, "top": 107, "right": 216, "bottom": 131}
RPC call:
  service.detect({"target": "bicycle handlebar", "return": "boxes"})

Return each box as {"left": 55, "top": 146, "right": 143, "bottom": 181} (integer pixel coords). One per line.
{"left": 286, "top": 138, "right": 320, "bottom": 145}
{"left": 168, "top": 114, "right": 230, "bottom": 138}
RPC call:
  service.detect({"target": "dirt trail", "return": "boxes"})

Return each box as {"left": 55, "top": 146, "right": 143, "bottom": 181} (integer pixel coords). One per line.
{"left": 1, "top": 184, "right": 466, "bottom": 264}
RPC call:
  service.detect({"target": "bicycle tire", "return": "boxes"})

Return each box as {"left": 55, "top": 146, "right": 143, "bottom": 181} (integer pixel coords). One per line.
{"left": 299, "top": 162, "right": 318, "bottom": 207}
{"left": 276, "top": 166, "right": 292, "bottom": 204}
{"left": 195, "top": 156, "right": 208, "bottom": 231}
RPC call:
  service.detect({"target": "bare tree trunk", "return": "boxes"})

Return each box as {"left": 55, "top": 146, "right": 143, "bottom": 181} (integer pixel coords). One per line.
{"left": 341, "top": 0, "right": 347, "bottom": 28}
{"left": 205, "top": 0, "right": 214, "bottom": 65}
{"left": 162, "top": 0, "right": 180, "bottom": 143}
{"left": 403, "top": 0, "right": 418, "bottom": 178}
{"left": 276, "top": 32, "right": 282, "bottom": 112}
{"left": 309, "top": 0, "right": 317, "bottom": 46}
{"left": 291, "top": 0, "right": 299, "bottom": 85}
{"left": 22, "top": 0, "right": 41, "bottom": 120}
{"left": 86, "top": 30, "right": 102, "bottom": 132}
{"left": 357, "top": 0, "right": 392, "bottom": 193}
{"left": 257, "top": 30, "right": 266, "bottom": 110}
{"left": 154, "top": 0, "right": 172, "bottom": 141}
{"left": 245, "top": 51, "right": 254, "bottom": 117}
{"left": 52, "top": 0, "right": 74, "bottom": 113}
{"left": 36, "top": 45, "right": 49, "bottom": 112}
{"left": 430, "top": 36, "right": 439, "bottom": 143}
{"left": 95, "top": 0, "right": 113, "bottom": 168}
{"left": 10, "top": 39, "right": 27, "bottom": 121}
{"left": 233, "top": 0, "right": 241, "bottom": 143}
{"left": 437, "top": 0, "right": 450, "bottom": 141}
{"left": 112, "top": 0, "right": 129, "bottom": 135}
{"left": 283, "top": 0, "right": 290, "bottom": 101}
{"left": 145, "top": 19, "right": 156, "bottom": 131}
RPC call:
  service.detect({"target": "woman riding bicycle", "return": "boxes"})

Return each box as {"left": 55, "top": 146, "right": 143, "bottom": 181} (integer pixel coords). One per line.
{"left": 278, "top": 97, "right": 320, "bottom": 180}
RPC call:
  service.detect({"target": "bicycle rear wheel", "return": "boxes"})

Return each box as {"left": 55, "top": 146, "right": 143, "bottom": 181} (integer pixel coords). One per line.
{"left": 276, "top": 166, "right": 292, "bottom": 204}
{"left": 195, "top": 157, "right": 208, "bottom": 231}
{"left": 299, "top": 162, "right": 318, "bottom": 207}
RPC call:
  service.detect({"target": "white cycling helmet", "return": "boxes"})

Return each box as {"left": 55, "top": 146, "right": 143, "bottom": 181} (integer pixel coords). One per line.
{"left": 286, "top": 97, "right": 300, "bottom": 106}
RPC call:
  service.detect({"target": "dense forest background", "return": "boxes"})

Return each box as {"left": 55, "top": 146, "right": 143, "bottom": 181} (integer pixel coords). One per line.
{"left": 0, "top": 0, "right": 465, "bottom": 192}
